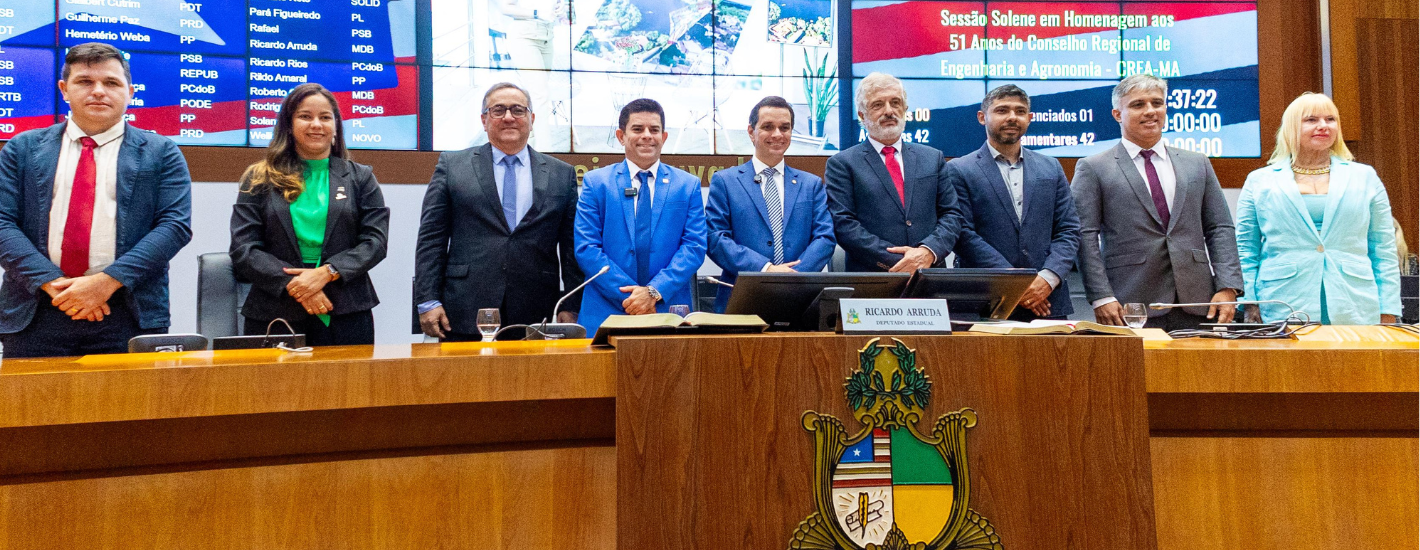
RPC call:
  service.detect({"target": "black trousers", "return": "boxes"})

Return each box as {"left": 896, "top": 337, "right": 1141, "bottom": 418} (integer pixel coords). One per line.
{"left": 0, "top": 290, "right": 164, "bottom": 359}
{"left": 244, "top": 310, "right": 375, "bottom": 347}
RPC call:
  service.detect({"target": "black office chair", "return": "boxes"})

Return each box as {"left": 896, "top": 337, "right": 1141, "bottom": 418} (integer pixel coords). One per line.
{"left": 196, "top": 252, "right": 252, "bottom": 338}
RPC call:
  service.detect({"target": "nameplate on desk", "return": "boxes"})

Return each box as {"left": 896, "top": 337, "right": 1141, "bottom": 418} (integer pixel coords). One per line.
{"left": 839, "top": 298, "right": 951, "bottom": 334}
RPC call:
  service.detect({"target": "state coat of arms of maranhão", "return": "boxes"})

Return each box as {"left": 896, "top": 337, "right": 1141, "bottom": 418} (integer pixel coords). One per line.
{"left": 790, "top": 338, "right": 1001, "bottom": 550}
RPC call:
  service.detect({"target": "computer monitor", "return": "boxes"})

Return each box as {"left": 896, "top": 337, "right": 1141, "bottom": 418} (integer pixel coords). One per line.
{"left": 724, "top": 272, "right": 911, "bottom": 331}
{"left": 901, "top": 268, "right": 1038, "bottom": 321}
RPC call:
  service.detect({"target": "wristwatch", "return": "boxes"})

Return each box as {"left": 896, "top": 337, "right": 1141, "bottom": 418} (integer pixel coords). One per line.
{"left": 646, "top": 285, "right": 662, "bottom": 303}
{"left": 325, "top": 264, "right": 339, "bottom": 280}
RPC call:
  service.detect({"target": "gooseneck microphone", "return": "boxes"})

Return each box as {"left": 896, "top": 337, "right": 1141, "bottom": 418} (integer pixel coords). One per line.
{"left": 522, "top": 266, "right": 611, "bottom": 340}
{"left": 551, "top": 265, "right": 610, "bottom": 321}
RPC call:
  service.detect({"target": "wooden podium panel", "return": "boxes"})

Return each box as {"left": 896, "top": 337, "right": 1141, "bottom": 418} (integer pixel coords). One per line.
{"left": 1144, "top": 327, "right": 1419, "bottom": 550}
{"left": 615, "top": 334, "right": 1158, "bottom": 549}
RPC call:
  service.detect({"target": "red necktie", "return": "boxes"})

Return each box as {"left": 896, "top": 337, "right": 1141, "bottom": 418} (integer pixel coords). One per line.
{"left": 60, "top": 136, "right": 97, "bottom": 278}
{"left": 882, "top": 145, "right": 905, "bottom": 207}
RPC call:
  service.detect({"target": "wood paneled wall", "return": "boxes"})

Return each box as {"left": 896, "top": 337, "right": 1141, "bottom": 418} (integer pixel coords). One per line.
{"left": 1329, "top": 0, "right": 1419, "bottom": 246}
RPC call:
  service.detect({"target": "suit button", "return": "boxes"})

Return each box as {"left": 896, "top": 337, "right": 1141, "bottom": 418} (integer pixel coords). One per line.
{"left": 767, "top": 240, "right": 774, "bottom": 246}
{"left": 1317, "top": 245, "right": 1325, "bottom": 253}
{"left": 906, "top": 220, "right": 913, "bottom": 227}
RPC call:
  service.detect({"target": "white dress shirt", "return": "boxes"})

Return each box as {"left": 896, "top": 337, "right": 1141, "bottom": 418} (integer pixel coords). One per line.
{"left": 1120, "top": 138, "right": 1176, "bottom": 209}
{"left": 490, "top": 145, "right": 534, "bottom": 226}
{"left": 751, "top": 156, "right": 787, "bottom": 272}
{"left": 1092, "top": 138, "right": 1176, "bottom": 309}
{"left": 867, "top": 135, "right": 905, "bottom": 178}
{"left": 48, "top": 119, "right": 123, "bottom": 275}
{"left": 626, "top": 159, "right": 661, "bottom": 215}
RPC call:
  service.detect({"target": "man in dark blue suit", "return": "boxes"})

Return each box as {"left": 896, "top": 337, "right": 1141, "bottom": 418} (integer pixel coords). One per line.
{"left": 825, "top": 72, "right": 963, "bottom": 273}
{"left": 574, "top": 99, "right": 707, "bottom": 334}
{"left": 0, "top": 43, "right": 192, "bottom": 357}
{"left": 705, "top": 96, "right": 836, "bottom": 312}
{"left": 949, "top": 85, "right": 1081, "bottom": 320}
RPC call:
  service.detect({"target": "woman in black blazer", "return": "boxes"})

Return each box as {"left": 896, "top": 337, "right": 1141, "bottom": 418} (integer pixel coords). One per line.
{"left": 230, "top": 83, "right": 389, "bottom": 346}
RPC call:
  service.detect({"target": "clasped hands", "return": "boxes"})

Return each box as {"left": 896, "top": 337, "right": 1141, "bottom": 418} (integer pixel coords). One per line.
{"left": 283, "top": 266, "right": 336, "bottom": 315}
{"left": 885, "top": 246, "right": 935, "bottom": 273}
{"left": 42, "top": 273, "right": 122, "bottom": 321}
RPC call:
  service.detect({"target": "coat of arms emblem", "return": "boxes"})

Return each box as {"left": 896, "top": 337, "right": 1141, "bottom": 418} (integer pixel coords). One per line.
{"left": 791, "top": 338, "right": 1001, "bottom": 550}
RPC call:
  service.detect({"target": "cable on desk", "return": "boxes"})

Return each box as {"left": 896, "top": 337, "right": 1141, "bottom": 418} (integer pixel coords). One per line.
{"left": 1167, "top": 311, "right": 1319, "bottom": 339}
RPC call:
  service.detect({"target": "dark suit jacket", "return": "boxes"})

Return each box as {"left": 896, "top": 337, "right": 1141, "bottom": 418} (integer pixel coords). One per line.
{"left": 229, "top": 157, "right": 390, "bottom": 323}
{"left": 824, "top": 140, "right": 963, "bottom": 272}
{"left": 949, "top": 143, "right": 1081, "bottom": 317}
{"left": 0, "top": 123, "right": 192, "bottom": 333}
{"left": 415, "top": 143, "right": 583, "bottom": 332}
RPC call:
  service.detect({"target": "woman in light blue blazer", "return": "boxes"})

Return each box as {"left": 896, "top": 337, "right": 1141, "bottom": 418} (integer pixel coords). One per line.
{"left": 1237, "top": 93, "right": 1401, "bottom": 324}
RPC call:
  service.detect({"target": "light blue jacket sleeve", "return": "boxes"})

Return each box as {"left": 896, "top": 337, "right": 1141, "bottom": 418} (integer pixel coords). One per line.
{"left": 1363, "top": 169, "right": 1403, "bottom": 316}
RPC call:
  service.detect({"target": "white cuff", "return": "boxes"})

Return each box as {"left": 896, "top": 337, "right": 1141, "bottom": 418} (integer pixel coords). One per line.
{"left": 761, "top": 262, "right": 774, "bottom": 272}
{"left": 1090, "top": 297, "right": 1118, "bottom": 309}
{"left": 1038, "top": 269, "right": 1060, "bottom": 289}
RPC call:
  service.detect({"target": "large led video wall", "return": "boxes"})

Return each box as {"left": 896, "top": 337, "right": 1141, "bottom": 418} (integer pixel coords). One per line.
{"left": 0, "top": 0, "right": 1257, "bottom": 157}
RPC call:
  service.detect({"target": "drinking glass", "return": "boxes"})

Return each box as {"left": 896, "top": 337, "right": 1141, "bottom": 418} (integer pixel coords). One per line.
{"left": 1123, "top": 303, "right": 1148, "bottom": 329}
{"left": 476, "top": 308, "right": 501, "bottom": 342}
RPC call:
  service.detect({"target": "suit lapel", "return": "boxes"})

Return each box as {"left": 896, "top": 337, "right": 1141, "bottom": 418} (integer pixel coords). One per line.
{"left": 518, "top": 148, "right": 551, "bottom": 229}
{"left": 473, "top": 144, "right": 511, "bottom": 234}
{"left": 1113, "top": 143, "right": 1164, "bottom": 229}
{"left": 616, "top": 163, "right": 636, "bottom": 240}
{"left": 650, "top": 164, "right": 671, "bottom": 236}
{"left": 320, "top": 158, "right": 350, "bottom": 260}
{"left": 862, "top": 143, "right": 906, "bottom": 216}
{"left": 1268, "top": 164, "right": 1318, "bottom": 239}
{"left": 1320, "top": 158, "right": 1350, "bottom": 239}
{"left": 739, "top": 163, "right": 772, "bottom": 229}
{"left": 29, "top": 125, "right": 65, "bottom": 239}
{"left": 272, "top": 186, "right": 300, "bottom": 257}
{"left": 780, "top": 165, "right": 803, "bottom": 224}
{"left": 973, "top": 145, "right": 1019, "bottom": 228}
{"left": 1020, "top": 150, "right": 1046, "bottom": 226}
{"left": 114, "top": 126, "right": 147, "bottom": 245}
{"left": 1164, "top": 147, "right": 1191, "bottom": 234}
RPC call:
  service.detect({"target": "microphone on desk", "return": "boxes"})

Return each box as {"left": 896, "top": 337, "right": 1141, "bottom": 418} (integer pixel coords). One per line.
{"left": 528, "top": 266, "right": 610, "bottom": 340}
{"left": 1149, "top": 299, "right": 1298, "bottom": 317}
{"left": 705, "top": 276, "right": 734, "bottom": 288}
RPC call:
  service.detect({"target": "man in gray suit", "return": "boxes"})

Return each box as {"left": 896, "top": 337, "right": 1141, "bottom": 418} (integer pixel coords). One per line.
{"left": 825, "top": 72, "right": 962, "bottom": 272}
{"left": 1072, "top": 74, "right": 1243, "bottom": 330}
{"left": 414, "top": 83, "right": 583, "bottom": 339}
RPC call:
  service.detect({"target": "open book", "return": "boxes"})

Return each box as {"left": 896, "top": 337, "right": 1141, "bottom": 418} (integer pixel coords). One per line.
{"left": 592, "top": 313, "right": 768, "bottom": 346}
{"left": 967, "top": 319, "right": 1136, "bottom": 336}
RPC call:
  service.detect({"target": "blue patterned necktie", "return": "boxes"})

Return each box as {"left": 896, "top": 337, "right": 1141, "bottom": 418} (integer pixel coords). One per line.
{"left": 500, "top": 155, "right": 521, "bottom": 231}
{"left": 634, "top": 170, "right": 653, "bottom": 285}
{"left": 761, "top": 166, "right": 784, "bottom": 264}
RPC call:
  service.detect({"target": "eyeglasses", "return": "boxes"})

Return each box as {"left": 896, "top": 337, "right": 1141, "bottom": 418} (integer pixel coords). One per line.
{"left": 484, "top": 105, "right": 530, "bottom": 118}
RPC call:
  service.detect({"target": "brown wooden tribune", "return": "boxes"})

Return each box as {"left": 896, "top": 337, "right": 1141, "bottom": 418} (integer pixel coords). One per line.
{"left": 0, "top": 331, "right": 1414, "bottom": 549}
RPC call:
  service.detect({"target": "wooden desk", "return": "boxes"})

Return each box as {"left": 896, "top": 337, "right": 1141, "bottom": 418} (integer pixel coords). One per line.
{"left": 0, "top": 330, "right": 1415, "bottom": 549}
{"left": 1144, "top": 326, "right": 1419, "bottom": 550}
{"left": 0, "top": 341, "right": 617, "bottom": 549}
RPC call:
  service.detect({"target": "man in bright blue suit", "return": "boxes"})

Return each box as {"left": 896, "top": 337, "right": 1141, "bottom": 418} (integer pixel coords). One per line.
{"left": 705, "top": 96, "right": 836, "bottom": 312}
{"left": 0, "top": 44, "right": 192, "bottom": 357}
{"left": 949, "top": 85, "right": 1081, "bottom": 320}
{"left": 574, "top": 99, "right": 707, "bottom": 334}
{"left": 825, "top": 72, "right": 963, "bottom": 273}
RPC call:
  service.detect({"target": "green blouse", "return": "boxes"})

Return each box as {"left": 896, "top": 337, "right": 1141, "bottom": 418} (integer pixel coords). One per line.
{"left": 291, "top": 158, "right": 330, "bottom": 265}
{"left": 290, "top": 158, "right": 331, "bottom": 325}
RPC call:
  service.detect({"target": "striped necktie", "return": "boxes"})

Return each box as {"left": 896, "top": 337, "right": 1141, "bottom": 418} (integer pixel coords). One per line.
{"left": 761, "top": 166, "right": 784, "bottom": 264}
